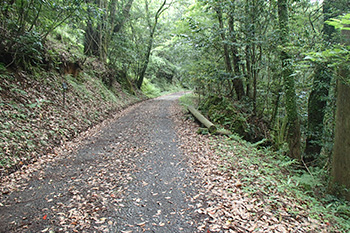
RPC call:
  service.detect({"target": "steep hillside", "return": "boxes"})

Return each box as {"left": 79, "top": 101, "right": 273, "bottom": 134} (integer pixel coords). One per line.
{"left": 0, "top": 57, "right": 146, "bottom": 175}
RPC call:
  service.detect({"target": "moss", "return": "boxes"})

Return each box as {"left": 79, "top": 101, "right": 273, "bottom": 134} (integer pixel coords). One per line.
{"left": 198, "top": 95, "right": 270, "bottom": 143}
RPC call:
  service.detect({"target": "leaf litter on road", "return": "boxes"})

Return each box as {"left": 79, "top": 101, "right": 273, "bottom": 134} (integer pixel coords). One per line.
{"left": 171, "top": 101, "right": 331, "bottom": 232}
{"left": 0, "top": 93, "right": 333, "bottom": 233}
{"left": 0, "top": 94, "right": 205, "bottom": 232}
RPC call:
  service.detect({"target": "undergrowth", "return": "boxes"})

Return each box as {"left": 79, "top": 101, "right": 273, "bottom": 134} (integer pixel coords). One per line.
{"left": 217, "top": 135, "right": 350, "bottom": 231}
{"left": 0, "top": 24, "right": 148, "bottom": 175}
{"left": 182, "top": 93, "right": 270, "bottom": 143}
{"left": 0, "top": 67, "right": 143, "bottom": 175}
{"left": 141, "top": 78, "right": 161, "bottom": 98}
{"left": 179, "top": 93, "right": 350, "bottom": 232}
{"left": 141, "top": 77, "right": 185, "bottom": 98}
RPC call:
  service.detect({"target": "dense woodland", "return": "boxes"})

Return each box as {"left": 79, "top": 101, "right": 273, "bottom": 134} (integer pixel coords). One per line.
{"left": 1, "top": 0, "right": 350, "bottom": 215}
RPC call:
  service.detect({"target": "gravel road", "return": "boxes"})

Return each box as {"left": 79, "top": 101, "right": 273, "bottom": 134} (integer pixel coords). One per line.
{"left": 0, "top": 92, "right": 204, "bottom": 232}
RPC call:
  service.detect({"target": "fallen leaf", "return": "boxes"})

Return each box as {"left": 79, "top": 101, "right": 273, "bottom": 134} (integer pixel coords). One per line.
{"left": 136, "top": 222, "right": 146, "bottom": 227}
{"left": 198, "top": 224, "right": 206, "bottom": 231}
{"left": 96, "top": 217, "right": 106, "bottom": 224}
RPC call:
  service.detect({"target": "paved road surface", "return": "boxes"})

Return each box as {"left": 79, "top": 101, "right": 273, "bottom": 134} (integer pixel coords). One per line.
{"left": 0, "top": 92, "right": 203, "bottom": 232}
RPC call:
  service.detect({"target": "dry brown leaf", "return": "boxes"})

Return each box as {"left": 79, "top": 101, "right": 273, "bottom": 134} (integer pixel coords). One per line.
{"left": 136, "top": 222, "right": 146, "bottom": 227}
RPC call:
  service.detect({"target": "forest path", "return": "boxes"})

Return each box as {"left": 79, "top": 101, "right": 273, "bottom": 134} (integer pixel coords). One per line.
{"left": 0, "top": 92, "right": 204, "bottom": 232}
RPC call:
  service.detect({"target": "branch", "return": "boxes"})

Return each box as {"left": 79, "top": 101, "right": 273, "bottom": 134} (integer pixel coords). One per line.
{"left": 42, "top": 1, "right": 84, "bottom": 39}
{"left": 28, "top": 2, "right": 42, "bottom": 32}
{"left": 153, "top": 0, "right": 173, "bottom": 31}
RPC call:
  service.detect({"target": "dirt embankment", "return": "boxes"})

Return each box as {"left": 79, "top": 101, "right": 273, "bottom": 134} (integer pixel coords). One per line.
{"left": 0, "top": 61, "right": 145, "bottom": 175}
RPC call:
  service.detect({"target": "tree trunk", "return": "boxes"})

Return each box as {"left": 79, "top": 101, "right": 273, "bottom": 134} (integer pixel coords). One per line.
{"left": 215, "top": 5, "right": 233, "bottom": 95}
{"left": 188, "top": 105, "right": 217, "bottom": 133}
{"left": 304, "top": 63, "right": 331, "bottom": 164}
{"left": 215, "top": 4, "right": 245, "bottom": 100}
{"left": 84, "top": 0, "right": 134, "bottom": 61}
{"left": 137, "top": 0, "right": 168, "bottom": 89}
{"left": 278, "top": 0, "right": 301, "bottom": 160}
{"left": 98, "top": 0, "right": 106, "bottom": 61}
{"left": 113, "top": 0, "right": 134, "bottom": 33}
{"left": 304, "top": 0, "right": 346, "bottom": 165}
{"left": 84, "top": 20, "right": 100, "bottom": 57}
{"left": 331, "top": 25, "right": 350, "bottom": 201}
{"left": 137, "top": 38, "right": 153, "bottom": 88}
{"left": 84, "top": 0, "right": 104, "bottom": 58}
{"left": 331, "top": 81, "right": 350, "bottom": 200}
{"left": 228, "top": 11, "right": 240, "bottom": 75}
{"left": 245, "top": 45, "right": 252, "bottom": 98}
{"left": 228, "top": 2, "right": 245, "bottom": 100}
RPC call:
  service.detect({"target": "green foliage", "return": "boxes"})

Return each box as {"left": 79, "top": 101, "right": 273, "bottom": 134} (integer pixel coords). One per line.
{"left": 140, "top": 76, "right": 184, "bottom": 98}
{"left": 200, "top": 96, "right": 247, "bottom": 133}
{"left": 198, "top": 95, "right": 269, "bottom": 143}
{"left": 326, "top": 13, "right": 350, "bottom": 31}
{"left": 26, "top": 99, "right": 51, "bottom": 109}
{"left": 0, "top": 63, "right": 6, "bottom": 73}
{"left": 141, "top": 78, "right": 161, "bottom": 98}
{"left": 14, "top": 31, "right": 44, "bottom": 68}
{"left": 147, "top": 51, "right": 177, "bottom": 82}
{"left": 91, "top": 78, "right": 119, "bottom": 103}
{"left": 0, "top": 0, "right": 83, "bottom": 70}
{"left": 197, "top": 127, "right": 209, "bottom": 135}
{"left": 173, "top": 0, "right": 350, "bottom": 165}
{"left": 179, "top": 92, "right": 198, "bottom": 107}
{"left": 53, "top": 25, "right": 85, "bottom": 50}
{"left": 212, "top": 135, "right": 350, "bottom": 231}
{"left": 304, "top": 47, "right": 350, "bottom": 69}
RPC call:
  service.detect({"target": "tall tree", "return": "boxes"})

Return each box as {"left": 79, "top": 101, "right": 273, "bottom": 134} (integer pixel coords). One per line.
{"left": 304, "top": 0, "right": 342, "bottom": 165}
{"left": 214, "top": 2, "right": 234, "bottom": 96}
{"left": 228, "top": 1, "right": 241, "bottom": 77}
{"left": 305, "top": 0, "right": 350, "bottom": 165}
{"left": 213, "top": 0, "right": 245, "bottom": 100}
{"left": 136, "top": 0, "right": 170, "bottom": 89}
{"left": 331, "top": 17, "right": 350, "bottom": 201}
{"left": 278, "top": 0, "right": 301, "bottom": 160}
{"left": 241, "top": 0, "right": 266, "bottom": 113}
{"left": 84, "top": 0, "right": 134, "bottom": 61}
{"left": 304, "top": 63, "right": 331, "bottom": 164}
{"left": 331, "top": 80, "right": 350, "bottom": 201}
